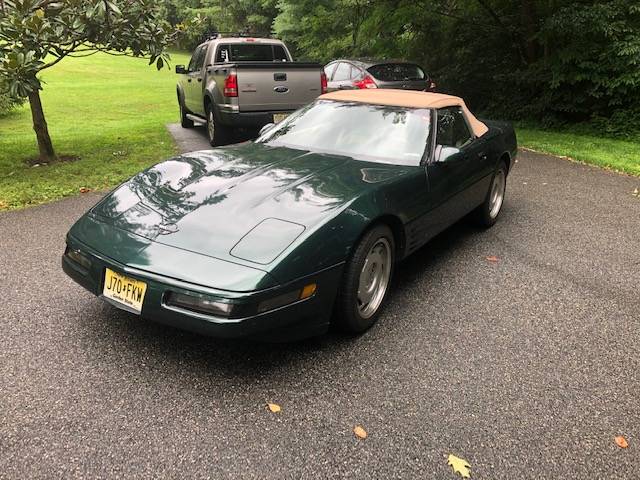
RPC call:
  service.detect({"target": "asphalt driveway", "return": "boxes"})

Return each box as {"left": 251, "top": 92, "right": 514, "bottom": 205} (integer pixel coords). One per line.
{"left": 1, "top": 144, "right": 638, "bottom": 478}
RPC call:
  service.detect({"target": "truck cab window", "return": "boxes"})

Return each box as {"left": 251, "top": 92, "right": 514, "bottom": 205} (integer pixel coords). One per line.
{"left": 215, "top": 44, "right": 286, "bottom": 62}
{"left": 273, "top": 45, "right": 288, "bottom": 61}
{"left": 194, "top": 47, "right": 206, "bottom": 71}
{"left": 216, "top": 46, "right": 230, "bottom": 63}
{"left": 187, "top": 46, "right": 204, "bottom": 72}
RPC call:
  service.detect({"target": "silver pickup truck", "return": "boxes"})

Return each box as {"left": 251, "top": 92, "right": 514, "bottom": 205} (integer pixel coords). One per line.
{"left": 176, "top": 36, "right": 327, "bottom": 146}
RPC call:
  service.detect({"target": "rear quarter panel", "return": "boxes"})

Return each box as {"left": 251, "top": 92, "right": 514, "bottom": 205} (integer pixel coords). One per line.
{"left": 482, "top": 120, "right": 518, "bottom": 170}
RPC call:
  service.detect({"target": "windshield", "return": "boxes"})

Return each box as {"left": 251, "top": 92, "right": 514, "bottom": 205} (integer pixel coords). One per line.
{"left": 367, "top": 63, "right": 426, "bottom": 82}
{"left": 256, "top": 100, "right": 432, "bottom": 166}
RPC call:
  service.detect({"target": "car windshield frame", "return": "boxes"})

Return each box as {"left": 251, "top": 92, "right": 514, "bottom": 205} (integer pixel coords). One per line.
{"left": 255, "top": 100, "right": 434, "bottom": 166}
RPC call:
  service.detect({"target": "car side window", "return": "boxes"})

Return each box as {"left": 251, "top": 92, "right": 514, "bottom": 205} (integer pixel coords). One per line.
{"left": 437, "top": 107, "right": 473, "bottom": 148}
{"left": 350, "top": 66, "right": 364, "bottom": 80}
{"left": 324, "top": 63, "right": 337, "bottom": 80}
{"left": 332, "top": 62, "right": 351, "bottom": 82}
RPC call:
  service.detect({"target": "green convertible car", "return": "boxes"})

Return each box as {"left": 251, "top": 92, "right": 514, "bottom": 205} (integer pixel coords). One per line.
{"left": 63, "top": 89, "right": 517, "bottom": 341}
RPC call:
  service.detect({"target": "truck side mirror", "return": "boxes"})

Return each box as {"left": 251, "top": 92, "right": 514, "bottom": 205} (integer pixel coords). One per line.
{"left": 175, "top": 65, "right": 186, "bottom": 74}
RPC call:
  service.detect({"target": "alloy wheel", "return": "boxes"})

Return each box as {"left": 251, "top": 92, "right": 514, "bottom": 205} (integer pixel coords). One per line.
{"left": 357, "top": 237, "right": 392, "bottom": 318}
{"left": 489, "top": 169, "right": 506, "bottom": 219}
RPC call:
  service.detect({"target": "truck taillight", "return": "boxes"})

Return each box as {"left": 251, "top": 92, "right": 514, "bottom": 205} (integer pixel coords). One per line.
{"left": 224, "top": 74, "right": 238, "bottom": 97}
{"left": 354, "top": 75, "right": 377, "bottom": 89}
{"left": 321, "top": 72, "right": 328, "bottom": 94}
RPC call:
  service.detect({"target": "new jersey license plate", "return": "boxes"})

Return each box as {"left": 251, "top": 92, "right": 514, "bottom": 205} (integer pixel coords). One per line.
{"left": 103, "top": 268, "right": 147, "bottom": 313}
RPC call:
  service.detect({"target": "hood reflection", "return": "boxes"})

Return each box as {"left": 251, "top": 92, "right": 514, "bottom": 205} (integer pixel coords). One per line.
{"left": 91, "top": 143, "right": 393, "bottom": 253}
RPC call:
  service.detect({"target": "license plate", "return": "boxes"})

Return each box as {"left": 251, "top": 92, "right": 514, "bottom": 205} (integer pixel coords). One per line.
{"left": 103, "top": 268, "right": 147, "bottom": 313}
{"left": 273, "top": 113, "right": 289, "bottom": 123}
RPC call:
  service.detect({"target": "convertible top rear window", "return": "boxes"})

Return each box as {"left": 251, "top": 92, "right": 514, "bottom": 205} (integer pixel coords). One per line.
{"left": 256, "top": 100, "right": 432, "bottom": 166}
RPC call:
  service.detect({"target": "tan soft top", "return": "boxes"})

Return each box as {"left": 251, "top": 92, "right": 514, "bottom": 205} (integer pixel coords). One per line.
{"left": 319, "top": 89, "right": 489, "bottom": 137}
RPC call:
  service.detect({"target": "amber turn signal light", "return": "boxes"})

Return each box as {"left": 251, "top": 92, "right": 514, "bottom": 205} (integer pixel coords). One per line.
{"left": 300, "top": 283, "right": 317, "bottom": 299}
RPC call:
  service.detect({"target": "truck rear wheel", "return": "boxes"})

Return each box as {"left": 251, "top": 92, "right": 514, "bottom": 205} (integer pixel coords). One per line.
{"left": 206, "top": 107, "right": 233, "bottom": 147}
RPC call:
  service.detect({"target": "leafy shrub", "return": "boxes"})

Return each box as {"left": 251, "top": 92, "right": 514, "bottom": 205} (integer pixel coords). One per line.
{"left": 0, "top": 82, "right": 23, "bottom": 117}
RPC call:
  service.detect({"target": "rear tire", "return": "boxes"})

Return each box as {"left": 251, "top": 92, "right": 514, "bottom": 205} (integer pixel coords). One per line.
{"left": 334, "top": 225, "right": 395, "bottom": 333}
{"left": 206, "top": 105, "right": 233, "bottom": 146}
{"left": 179, "top": 95, "right": 194, "bottom": 128}
{"left": 472, "top": 161, "right": 507, "bottom": 228}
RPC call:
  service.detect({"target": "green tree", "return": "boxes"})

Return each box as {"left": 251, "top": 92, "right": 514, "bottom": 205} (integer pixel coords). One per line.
{"left": 163, "top": 0, "right": 278, "bottom": 49}
{"left": 0, "top": 0, "right": 186, "bottom": 163}
{"left": 272, "top": 0, "right": 640, "bottom": 131}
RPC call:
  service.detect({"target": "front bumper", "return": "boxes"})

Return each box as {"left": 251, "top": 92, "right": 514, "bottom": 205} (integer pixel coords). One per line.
{"left": 62, "top": 238, "right": 343, "bottom": 341}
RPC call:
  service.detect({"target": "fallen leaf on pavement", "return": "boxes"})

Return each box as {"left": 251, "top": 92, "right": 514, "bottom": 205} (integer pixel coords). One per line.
{"left": 79, "top": 187, "right": 91, "bottom": 193}
{"left": 615, "top": 436, "right": 628, "bottom": 448}
{"left": 486, "top": 255, "right": 499, "bottom": 263}
{"left": 267, "top": 403, "right": 281, "bottom": 413}
{"left": 354, "top": 425, "right": 367, "bottom": 439}
{"left": 632, "top": 188, "right": 639, "bottom": 197}
{"left": 448, "top": 454, "right": 471, "bottom": 478}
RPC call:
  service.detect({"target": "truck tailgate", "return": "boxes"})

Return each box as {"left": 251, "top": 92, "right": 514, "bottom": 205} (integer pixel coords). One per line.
{"left": 234, "top": 62, "right": 322, "bottom": 112}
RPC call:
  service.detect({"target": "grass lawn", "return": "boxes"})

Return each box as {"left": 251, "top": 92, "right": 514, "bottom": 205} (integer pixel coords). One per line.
{"left": 0, "top": 52, "right": 638, "bottom": 211}
{"left": 517, "top": 127, "right": 640, "bottom": 176}
{"left": 0, "top": 50, "right": 190, "bottom": 210}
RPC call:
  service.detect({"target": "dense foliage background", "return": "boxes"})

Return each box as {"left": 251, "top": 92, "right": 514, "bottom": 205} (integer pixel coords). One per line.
{"left": 162, "top": 0, "right": 640, "bottom": 135}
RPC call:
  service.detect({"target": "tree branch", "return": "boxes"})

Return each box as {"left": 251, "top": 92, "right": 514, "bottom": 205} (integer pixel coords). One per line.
{"left": 40, "top": 41, "right": 78, "bottom": 70}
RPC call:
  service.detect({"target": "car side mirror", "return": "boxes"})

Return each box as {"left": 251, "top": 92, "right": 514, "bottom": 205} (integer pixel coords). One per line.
{"left": 175, "top": 65, "right": 186, "bottom": 74}
{"left": 259, "top": 123, "right": 275, "bottom": 136}
{"left": 435, "top": 145, "right": 461, "bottom": 163}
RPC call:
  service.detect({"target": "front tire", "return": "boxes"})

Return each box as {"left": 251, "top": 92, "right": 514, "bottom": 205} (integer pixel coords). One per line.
{"left": 335, "top": 225, "right": 395, "bottom": 333}
{"left": 472, "top": 161, "right": 507, "bottom": 227}
{"left": 179, "top": 95, "right": 194, "bottom": 128}
{"left": 206, "top": 106, "right": 232, "bottom": 146}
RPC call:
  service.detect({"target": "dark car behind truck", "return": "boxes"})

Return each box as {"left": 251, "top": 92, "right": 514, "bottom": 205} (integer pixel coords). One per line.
{"left": 176, "top": 36, "right": 327, "bottom": 146}
{"left": 324, "top": 59, "right": 436, "bottom": 92}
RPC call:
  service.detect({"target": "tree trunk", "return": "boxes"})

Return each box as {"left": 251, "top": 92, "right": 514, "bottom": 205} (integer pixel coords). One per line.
{"left": 28, "top": 89, "right": 57, "bottom": 163}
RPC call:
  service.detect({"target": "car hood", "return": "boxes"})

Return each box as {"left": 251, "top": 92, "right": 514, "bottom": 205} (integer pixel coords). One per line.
{"left": 91, "top": 143, "right": 405, "bottom": 267}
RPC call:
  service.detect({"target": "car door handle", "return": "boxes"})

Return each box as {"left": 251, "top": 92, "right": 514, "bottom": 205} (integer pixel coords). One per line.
{"left": 197, "top": 78, "right": 202, "bottom": 82}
